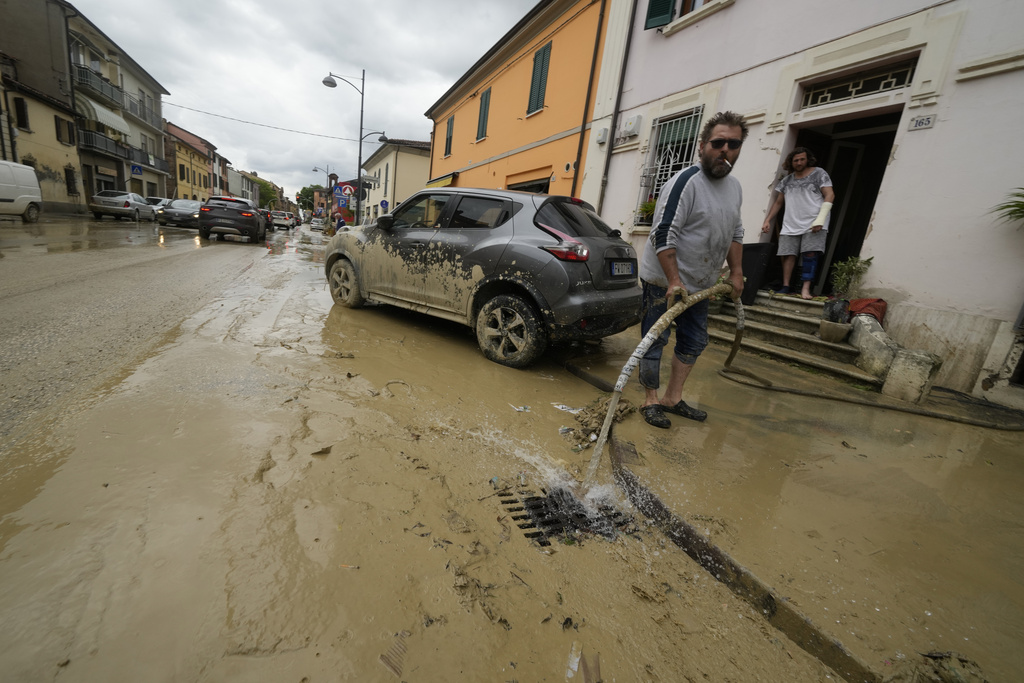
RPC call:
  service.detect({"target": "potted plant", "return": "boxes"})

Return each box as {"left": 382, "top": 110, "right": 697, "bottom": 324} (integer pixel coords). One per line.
{"left": 820, "top": 256, "right": 873, "bottom": 342}
{"left": 993, "top": 187, "right": 1024, "bottom": 227}
{"left": 637, "top": 200, "right": 656, "bottom": 225}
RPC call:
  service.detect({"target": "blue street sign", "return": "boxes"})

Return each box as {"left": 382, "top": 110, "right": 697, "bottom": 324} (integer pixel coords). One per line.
{"left": 332, "top": 186, "right": 345, "bottom": 197}
{"left": 338, "top": 198, "right": 348, "bottom": 208}
{"left": 130, "top": 164, "right": 143, "bottom": 176}
{"left": 380, "top": 200, "right": 389, "bottom": 210}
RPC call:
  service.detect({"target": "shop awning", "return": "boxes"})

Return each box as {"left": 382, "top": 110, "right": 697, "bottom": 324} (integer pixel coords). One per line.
{"left": 76, "top": 95, "right": 131, "bottom": 136}
{"left": 425, "top": 171, "right": 459, "bottom": 188}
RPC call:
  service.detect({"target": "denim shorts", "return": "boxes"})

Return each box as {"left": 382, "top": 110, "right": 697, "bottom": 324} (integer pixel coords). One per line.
{"left": 638, "top": 281, "right": 709, "bottom": 390}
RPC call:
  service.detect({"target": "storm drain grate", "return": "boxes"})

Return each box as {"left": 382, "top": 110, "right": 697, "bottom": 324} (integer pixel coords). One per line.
{"left": 498, "top": 487, "right": 631, "bottom": 546}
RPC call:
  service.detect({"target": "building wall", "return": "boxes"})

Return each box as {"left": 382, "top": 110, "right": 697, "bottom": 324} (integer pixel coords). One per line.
{"left": 426, "top": 0, "right": 607, "bottom": 196}
{"left": 599, "top": 0, "right": 1024, "bottom": 399}
{"left": 9, "top": 95, "right": 85, "bottom": 211}
{"left": 169, "top": 141, "right": 208, "bottom": 201}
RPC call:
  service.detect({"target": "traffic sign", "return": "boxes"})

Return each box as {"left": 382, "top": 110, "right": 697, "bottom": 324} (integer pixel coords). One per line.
{"left": 338, "top": 198, "right": 348, "bottom": 208}
{"left": 341, "top": 183, "right": 355, "bottom": 196}
{"left": 130, "top": 164, "right": 143, "bottom": 176}
{"left": 380, "top": 200, "right": 389, "bottom": 210}
{"left": 332, "top": 186, "right": 345, "bottom": 197}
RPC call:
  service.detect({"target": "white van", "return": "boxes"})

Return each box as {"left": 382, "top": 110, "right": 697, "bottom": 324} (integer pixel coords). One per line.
{"left": 0, "top": 160, "right": 43, "bottom": 222}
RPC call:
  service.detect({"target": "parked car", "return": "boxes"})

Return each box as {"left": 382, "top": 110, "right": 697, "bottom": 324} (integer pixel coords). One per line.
{"left": 324, "top": 188, "right": 641, "bottom": 368}
{"left": 271, "top": 211, "right": 290, "bottom": 230}
{"left": 285, "top": 211, "right": 297, "bottom": 228}
{"left": 199, "top": 196, "right": 266, "bottom": 243}
{"left": 310, "top": 217, "right": 324, "bottom": 231}
{"left": 259, "top": 208, "right": 274, "bottom": 231}
{"left": 146, "top": 197, "right": 172, "bottom": 210}
{"left": 156, "top": 199, "right": 202, "bottom": 228}
{"left": 89, "top": 190, "right": 156, "bottom": 221}
{"left": 0, "top": 159, "right": 42, "bottom": 222}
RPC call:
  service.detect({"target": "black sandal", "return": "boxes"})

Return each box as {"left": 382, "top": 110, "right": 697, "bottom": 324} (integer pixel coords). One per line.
{"left": 662, "top": 401, "right": 707, "bottom": 422}
{"left": 641, "top": 404, "right": 671, "bottom": 429}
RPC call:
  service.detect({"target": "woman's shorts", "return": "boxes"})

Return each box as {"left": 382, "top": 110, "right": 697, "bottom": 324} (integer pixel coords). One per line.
{"left": 778, "top": 230, "right": 827, "bottom": 256}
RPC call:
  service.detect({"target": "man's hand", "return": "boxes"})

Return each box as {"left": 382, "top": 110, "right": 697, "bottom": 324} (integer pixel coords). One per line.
{"left": 761, "top": 218, "right": 772, "bottom": 234}
{"left": 810, "top": 224, "right": 823, "bottom": 233}
{"left": 729, "top": 273, "right": 744, "bottom": 300}
{"left": 667, "top": 279, "right": 687, "bottom": 305}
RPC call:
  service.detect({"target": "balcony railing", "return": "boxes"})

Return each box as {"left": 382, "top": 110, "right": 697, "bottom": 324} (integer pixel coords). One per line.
{"left": 78, "top": 128, "right": 170, "bottom": 173}
{"left": 122, "top": 92, "right": 162, "bottom": 130}
{"left": 72, "top": 64, "right": 123, "bottom": 108}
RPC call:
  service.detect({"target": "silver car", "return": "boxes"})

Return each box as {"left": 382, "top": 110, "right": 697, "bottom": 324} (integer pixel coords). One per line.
{"left": 324, "top": 188, "right": 641, "bottom": 368}
{"left": 90, "top": 190, "right": 156, "bottom": 221}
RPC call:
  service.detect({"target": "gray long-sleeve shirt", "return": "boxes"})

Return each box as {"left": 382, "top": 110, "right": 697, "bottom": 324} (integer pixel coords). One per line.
{"left": 638, "top": 165, "right": 744, "bottom": 292}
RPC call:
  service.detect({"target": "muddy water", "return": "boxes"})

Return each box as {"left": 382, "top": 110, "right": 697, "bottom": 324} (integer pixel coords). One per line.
{"left": 577, "top": 333, "right": 1024, "bottom": 681}
{"left": 0, "top": 223, "right": 1019, "bottom": 681}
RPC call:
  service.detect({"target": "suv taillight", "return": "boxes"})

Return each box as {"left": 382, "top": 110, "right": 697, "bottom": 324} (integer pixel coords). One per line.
{"left": 200, "top": 207, "right": 211, "bottom": 212}
{"left": 241, "top": 211, "right": 253, "bottom": 217}
{"left": 537, "top": 222, "right": 589, "bottom": 262}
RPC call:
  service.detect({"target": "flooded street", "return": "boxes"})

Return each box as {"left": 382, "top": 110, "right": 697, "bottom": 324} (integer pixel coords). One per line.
{"left": 1, "top": 216, "right": 1021, "bottom": 682}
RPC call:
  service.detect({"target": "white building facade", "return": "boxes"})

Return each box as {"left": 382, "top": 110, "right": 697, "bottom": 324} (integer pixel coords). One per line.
{"left": 581, "top": 0, "right": 1024, "bottom": 407}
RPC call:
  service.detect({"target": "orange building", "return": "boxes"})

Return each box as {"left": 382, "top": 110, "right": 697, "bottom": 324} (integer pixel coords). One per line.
{"left": 424, "top": 0, "right": 615, "bottom": 197}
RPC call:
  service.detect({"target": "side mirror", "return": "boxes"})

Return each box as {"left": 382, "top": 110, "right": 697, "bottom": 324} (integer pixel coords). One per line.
{"left": 377, "top": 214, "right": 395, "bottom": 231}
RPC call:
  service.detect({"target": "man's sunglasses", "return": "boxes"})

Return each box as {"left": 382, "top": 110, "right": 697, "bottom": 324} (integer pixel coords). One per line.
{"left": 708, "top": 138, "right": 742, "bottom": 150}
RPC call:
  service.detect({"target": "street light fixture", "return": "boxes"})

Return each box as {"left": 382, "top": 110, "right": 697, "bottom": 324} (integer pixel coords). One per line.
{"left": 322, "top": 69, "right": 386, "bottom": 224}
{"left": 312, "top": 165, "right": 332, "bottom": 215}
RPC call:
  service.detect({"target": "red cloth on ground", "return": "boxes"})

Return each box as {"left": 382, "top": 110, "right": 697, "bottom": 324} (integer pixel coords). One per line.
{"left": 849, "top": 298, "right": 887, "bottom": 324}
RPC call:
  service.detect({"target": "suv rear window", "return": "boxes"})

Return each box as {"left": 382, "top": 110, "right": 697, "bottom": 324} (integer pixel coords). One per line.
{"left": 534, "top": 199, "right": 615, "bottom": 238}
{"left": 206, "top": 198, "right": 249, "bottom": 209}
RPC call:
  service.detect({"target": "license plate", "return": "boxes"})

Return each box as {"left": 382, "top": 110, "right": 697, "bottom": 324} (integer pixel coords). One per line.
{"left": 611, "top": 261, "right": 634, "bottom": 276}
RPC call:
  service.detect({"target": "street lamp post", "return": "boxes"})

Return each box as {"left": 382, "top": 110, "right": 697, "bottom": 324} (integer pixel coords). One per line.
{"left": 322, "top": 70, "right": 366, "bottom": 223}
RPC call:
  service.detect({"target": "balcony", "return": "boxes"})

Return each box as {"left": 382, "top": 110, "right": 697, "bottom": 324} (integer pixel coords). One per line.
{"left": 73, "top": 64, "right": 123, "bottom": 109}
{"left": 122, "top": 92, "right": 162, "bottom": 130}
{"left": 78, "top": 128, "right": 170, "bottom": 173}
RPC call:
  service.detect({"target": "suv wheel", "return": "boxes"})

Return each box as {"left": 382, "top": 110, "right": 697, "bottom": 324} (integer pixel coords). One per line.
{"left": 475, "top": 294, "right": 547, "bottom": 368}
{"left": 328, "top": 259, "right": 363, "bottom": 308}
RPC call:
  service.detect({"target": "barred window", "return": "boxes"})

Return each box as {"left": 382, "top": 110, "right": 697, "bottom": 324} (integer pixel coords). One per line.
{"left": 65, "top": 167, "right": 79, "bottom": 195}
{"left": 802, "top": 60, "right": 917, "bottom": 109}
{"left": 636, "top": 106, "right": 703, "bottom": 225}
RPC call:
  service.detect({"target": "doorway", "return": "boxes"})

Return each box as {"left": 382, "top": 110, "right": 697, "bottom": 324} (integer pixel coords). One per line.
{"left": 764, "top": 111, "right": 900, "bottom": 296}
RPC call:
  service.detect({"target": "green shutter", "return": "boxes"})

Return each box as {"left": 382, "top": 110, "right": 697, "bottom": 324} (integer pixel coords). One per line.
{"left": 445, "top": 116, "right": 454, "bottom": 156}
{"left": 477, "top": 88, "right": 491, "bottom": 140}
{"left": 528, "top": 43, "right": 551, "bottom": 114}
{"left": 645, "top": 0, "right": 675, "bottom": 29}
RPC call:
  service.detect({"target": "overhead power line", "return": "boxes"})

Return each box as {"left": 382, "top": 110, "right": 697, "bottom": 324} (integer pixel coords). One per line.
{"left": 163, "top": 101, "right": 358, "bottom": 142}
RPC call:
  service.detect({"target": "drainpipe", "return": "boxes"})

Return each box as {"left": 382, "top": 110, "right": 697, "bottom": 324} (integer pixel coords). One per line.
{"left": 571, "top": 0, "right": 606, "bottom": 198}
{"left": 596, "top": 0, "right": 639, "bottom": 214}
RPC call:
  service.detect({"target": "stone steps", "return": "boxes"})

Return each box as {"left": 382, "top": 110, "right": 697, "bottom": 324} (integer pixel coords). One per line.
{"left": 709, "top": 292, "right": 882, "bottom": 387}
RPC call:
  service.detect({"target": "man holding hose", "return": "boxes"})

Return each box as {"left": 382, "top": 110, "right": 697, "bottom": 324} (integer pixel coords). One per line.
{"left": 637, "top": 111, "right": 747, "bottom": 429}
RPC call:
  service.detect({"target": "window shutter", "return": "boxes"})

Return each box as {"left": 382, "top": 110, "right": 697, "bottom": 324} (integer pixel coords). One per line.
{"left": 477, "top": 88, "right": 491, "bottom": 140}
{"left": 445, "top": 116, "right": 454, "bottom": 156}
{"left": 645, "top": 0, "right": 675, "bottom": 29}
{"left": 528, "top": 43, "right": 551, "bottom": 114}
{"left": 55, "top": 115, "right": 64, "bottom": 143}
{"left": 67, "top": 121, "right": 76, "bottom": 145}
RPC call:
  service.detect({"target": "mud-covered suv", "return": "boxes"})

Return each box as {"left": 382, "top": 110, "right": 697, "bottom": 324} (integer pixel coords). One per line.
{"left": 199, "top": 196, "right": 265, "bottom": 243}
{"left": 324, "top": 188, "right": 641, "bottom": 368}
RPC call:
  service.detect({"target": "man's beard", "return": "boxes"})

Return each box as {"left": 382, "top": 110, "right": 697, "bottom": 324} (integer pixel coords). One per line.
{"left": 700, "top": 152, "right": 733, "bottom": 179}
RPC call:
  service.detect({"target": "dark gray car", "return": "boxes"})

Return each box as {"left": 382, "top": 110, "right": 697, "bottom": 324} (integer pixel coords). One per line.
{"left": 324, "top": 187, "right": 640, "bottom": 367}
{"left": 199, "top": 196, "right": 265, "bottom": 243}
{"left": 156, "top": 199, "right": 201, "bottom": 227}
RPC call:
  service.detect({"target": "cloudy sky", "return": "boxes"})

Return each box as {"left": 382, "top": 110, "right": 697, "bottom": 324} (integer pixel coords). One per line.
{"left": 69, "top": 0, "right": 540, "bottom": 197}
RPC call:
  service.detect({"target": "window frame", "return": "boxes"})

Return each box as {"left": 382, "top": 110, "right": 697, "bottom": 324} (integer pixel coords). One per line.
{"left": 14, "top": 97, "right": 30, "bottom": 130}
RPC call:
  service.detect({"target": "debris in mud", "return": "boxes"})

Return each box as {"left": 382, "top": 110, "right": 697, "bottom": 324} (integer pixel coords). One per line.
{"left": 551, "top": 403, "right": 582, "bottom": 414}
{"left": 311, "top": 445, "right": 332, "bottom": 456}
{"left": 560, "top": 396, "right": 635, "bottom": 451}
{"left": 881, "top": 650, "right": 988, "bottom": 682}
{"left": 509, "top": 404, "right": 530, "bottom": 412}
{"left": 324, "top": 351, "right": 355, "bottom": 359}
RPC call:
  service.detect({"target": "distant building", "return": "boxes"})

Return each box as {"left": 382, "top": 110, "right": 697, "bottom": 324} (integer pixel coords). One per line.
{"left": 362, "top": 139, "right": 430, "bottom": 222}
{"left": 164, "top": 121, "right": 213, "bottom": 201}
{"left": 65, "top": 3, "right": 170, "bottom": 200}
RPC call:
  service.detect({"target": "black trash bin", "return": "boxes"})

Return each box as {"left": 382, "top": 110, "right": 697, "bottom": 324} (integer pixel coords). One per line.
{"left": 740, "top": 242, "right": 775, "bottom": 306}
